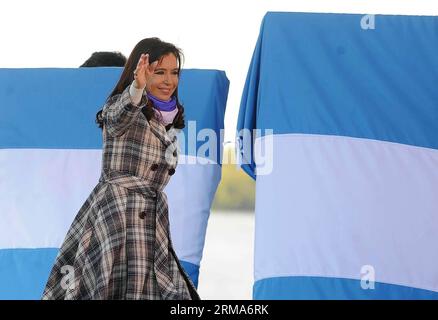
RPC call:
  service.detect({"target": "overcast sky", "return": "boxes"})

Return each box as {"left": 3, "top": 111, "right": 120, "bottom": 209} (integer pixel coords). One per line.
{"left": 1, "top": 0, "right": 436, "bottom": 141}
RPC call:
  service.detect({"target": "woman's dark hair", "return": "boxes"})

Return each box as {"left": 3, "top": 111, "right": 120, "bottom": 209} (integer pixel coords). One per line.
{"left": 96, "top": 37, "right": 185, "bottom": 129}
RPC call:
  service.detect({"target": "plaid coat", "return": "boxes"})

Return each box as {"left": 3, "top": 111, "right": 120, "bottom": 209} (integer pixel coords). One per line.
{"left": 42, "top": 86, "right": 199, "bottom": 300}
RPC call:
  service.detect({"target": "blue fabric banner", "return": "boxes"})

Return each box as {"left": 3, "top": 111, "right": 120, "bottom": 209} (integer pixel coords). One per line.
{"left": 237, "top": 12, "right": 438, "bottom": 299}
{"left": 0, "top": 67, "right": 229, "bottom": 299}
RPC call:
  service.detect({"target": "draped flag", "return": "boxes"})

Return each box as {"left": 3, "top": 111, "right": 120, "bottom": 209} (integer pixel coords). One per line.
{"left": 0, "top": 67, "right": 229, "bottom": 299}
{"left": 237, "top": 12, "right": 438, "bottom": 299}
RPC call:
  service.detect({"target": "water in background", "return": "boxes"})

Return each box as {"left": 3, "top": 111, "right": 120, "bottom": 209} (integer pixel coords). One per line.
{"left": 197, "top": 210, "right": 255, "bottom": 300}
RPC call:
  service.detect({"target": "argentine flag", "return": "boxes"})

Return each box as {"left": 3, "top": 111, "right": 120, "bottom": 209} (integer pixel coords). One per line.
{"left": 0, "top": 68, "right": 229, "bottom": 299}
{"left": 237, "top": 12, "right": 438, "bottom": 299}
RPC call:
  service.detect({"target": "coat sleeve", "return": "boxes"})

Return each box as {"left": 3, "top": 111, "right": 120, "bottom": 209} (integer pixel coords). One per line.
{"left": 102, "top": 85, "right": 148, "bottom": 137}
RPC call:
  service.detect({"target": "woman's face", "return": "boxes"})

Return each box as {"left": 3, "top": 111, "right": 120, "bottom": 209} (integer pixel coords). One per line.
{"left": 146, "top": 53, "right": 179, "bottom": 101}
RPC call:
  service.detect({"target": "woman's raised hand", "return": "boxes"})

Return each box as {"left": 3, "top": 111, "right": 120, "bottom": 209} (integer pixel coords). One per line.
{"left": 133, "top": 53, "right": 158, "bottom": 89}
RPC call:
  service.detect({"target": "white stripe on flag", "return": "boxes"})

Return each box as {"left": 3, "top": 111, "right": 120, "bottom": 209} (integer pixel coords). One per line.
{"left": 1, "top": 149, "right": 219, "bottom": 271}
{"left": 166, "top": 157, "right": 221, "bottom": 265}
{"left": 254, "top": 134, "right": 438, "bottom": 292}
{"left": 0, "top": 148, "right": 101, "bottom": 248}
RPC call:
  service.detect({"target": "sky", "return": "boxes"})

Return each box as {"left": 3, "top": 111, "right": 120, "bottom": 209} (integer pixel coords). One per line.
{"left": 1, "top": 0, "right": 437, "bottom": 142}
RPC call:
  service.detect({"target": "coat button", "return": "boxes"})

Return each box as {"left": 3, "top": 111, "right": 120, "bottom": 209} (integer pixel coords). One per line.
{"left": 139, "top": 211, "right": 146, "bottom": 219}
{"left": 150, "top": 163, "right": 159, "bottom": 171}
{"left": 173, "top": 150, "right": 177, "bottom": 157}
{"left": 168, "top": 168, "right": 176, "bottom": 176}
{"left": 172, "top": 136, "right": 177, "bottom": 143}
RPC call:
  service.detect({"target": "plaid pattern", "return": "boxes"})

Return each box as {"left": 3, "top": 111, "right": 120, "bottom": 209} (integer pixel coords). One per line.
{"left": 42, "top": 87, "right": 199, "bottom": 300}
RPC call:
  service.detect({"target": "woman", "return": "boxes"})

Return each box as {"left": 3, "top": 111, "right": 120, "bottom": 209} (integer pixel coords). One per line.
{"left": 42, "top": 38, "right": 200, "bottom": 300}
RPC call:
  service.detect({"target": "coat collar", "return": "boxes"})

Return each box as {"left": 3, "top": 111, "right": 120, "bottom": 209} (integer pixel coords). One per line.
{"left": 149, "top": 117, "right": 173, "bottom": 147}
{"left": 141, "top": 91, "right": 178, "bottom": 148}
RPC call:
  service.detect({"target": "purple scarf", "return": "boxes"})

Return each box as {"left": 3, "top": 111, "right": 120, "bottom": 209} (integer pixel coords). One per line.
{"left": 147, "top": 92, "right": 178, "bottom": 125}
{"left": 147, "top": 92, "right": 177, "bottom": 112}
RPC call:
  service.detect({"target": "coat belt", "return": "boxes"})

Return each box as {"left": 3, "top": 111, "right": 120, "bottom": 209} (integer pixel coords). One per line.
{"left": 99, "top": 170, "right": 185, "bottom": 299}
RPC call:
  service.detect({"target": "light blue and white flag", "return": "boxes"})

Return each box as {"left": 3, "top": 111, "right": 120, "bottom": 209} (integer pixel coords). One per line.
{"left": 237, "top": 12, "right": 438, "bottom": 299}
{"left": 0, "top": 67, "right": 229, "bottom": 299}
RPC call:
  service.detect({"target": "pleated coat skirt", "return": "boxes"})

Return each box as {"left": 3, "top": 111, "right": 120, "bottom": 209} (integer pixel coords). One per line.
{"left": 42, "top": 87, "right": 199, "bottom": 300}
